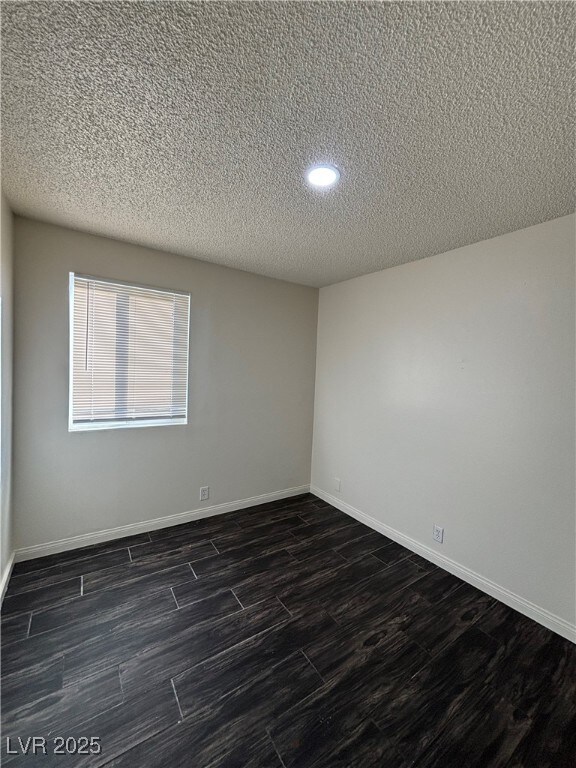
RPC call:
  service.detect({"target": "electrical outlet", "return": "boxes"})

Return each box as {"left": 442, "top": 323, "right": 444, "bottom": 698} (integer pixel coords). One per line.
{"left": 334, "top": 477, "right": 341, "bottom": 492}
{"left": 433, "top": 524, "right": 444, "bottom": 543}
{"left": 200, "top": 486, "right": 210, "bottom": 502}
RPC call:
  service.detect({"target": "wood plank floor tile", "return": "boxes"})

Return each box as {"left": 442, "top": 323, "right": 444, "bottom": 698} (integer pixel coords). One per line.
{"left": 172, "top": 610, "right": 336, "bottom": 718}
{"left": 128, "top": 530, "right": 221, "bottom": 559}
{"left": 275, "top": 555, "right": 386, "bottom": 615}
{"left": 479, "top": 600, "right": 576, "bottom": 722}
{"left": 171, "top": 588, "right": 242, "bottom": 621}
{"left": 407, "top": 552, "right": 439, "bottom": 573}
{"left": 132, "top": 516, "right": 299, "bottom": 563}
{"left": 505, "top": 701, "right": 576, "bottom": 768}
{"left": 2, "top": 577, "right": 81, "bottom": 618}
{"left": 1, "top": 657, "right": 64, "bottom": 715}
{"left": 402, "top": 582, "right": 495, "bottom": 656}
{"left": 2, "top": 493, "right": 572, "bottom": 768}
{"left": 192, "top": 532, "right": 300, "bottom": 577}
{"left": 285, "top": 522, "right": 372, "bottom": 561}
{"left": 213, "top": 515, "right": 306, "bottom": 551}
{"left": 10, "top": 533, "right": 151, "bottom": 577}
{"left": 5, "top": 563, "right": 67, "bottom": 596}
{"left": 333, "top": 530, "right": 394, "bottom": 562}
{"left": 2, "top": 666, "right": 123, "bottom": 743}
{"left": 270, "top": 634, "right": 427, "bottom": 768}
{"left": 304, "top": 592, "right": 427, "bottom": 683}
{"left": 371, "top": 540, "right": 412, "bottom": 567}
{"left": 117, "top": 598, "right": 290, "bottom": 697}
{"left": 205, "top": 733, "right": 284, "bottom": 768}
{"left": 7, "top": 549, "right": 132, "bottom": 596}
{"left": 2, "top": 683, "right": 180, "bottom": 768}
{"left": 236, "top": 494, "right": 313, "bottom": 518}
{"left": 479, "top": 597, "right": 553, "bottom": 647}
{"left": 1, "top": 613, "right": 31, "bottom": 646}
{"left": 232, "top": 496, "right": 318, "bottom": 528}
{"left": 51, "top": 547, "right": 133, "bottom": 580}
{"left": 82, "top": 541, "right": 215, "bottom": 593}
{"left": 234, "top": 503, "right": 314, "bottom": 529}
{"left": 172, "top": 549, "right": 297, "bottom": 608}
{"left": 176, "top": 648, "right": 322, "bottom": 723}
{"left": 233, "top": 550, "right": 348, "bottom": 608}
{"left": 61, "top": 607, "right": 205, "bottom": 685}
{"left": 290, "top": 719, "right": 406, "bottom": 768}
{"left": 1, "top": 627, "right": 65, "bottom": 679}
{"left": 288, "top": 515, "right": 359, "bottom": 542}
{"left": 410, "top": 682, "right": 532, "bottom": 768}
{"left": 3, "top": 588, "right": 179, "bottom": 685}
{"left": 29, "top": 577, "right": 181, "bottom": 636}
{"left": 295, "top": 506, "right": 351, "bottom": 525}
{"left": 371, "top": 627, "right": 503, "bottom": 764}
{"left": 147, "top": 513, "right": 238, "bottom": 542}
{"left": 305, "top": 622, "right": 408, "bottom": 685}
{"left": 111, "top": 651, "right": 322, "bottom": 768}
{"left": 328, "top": 556, "right": 427, "bottom": 625}
{"left": 409, "top": 565, "right": 469, "bottom": 603}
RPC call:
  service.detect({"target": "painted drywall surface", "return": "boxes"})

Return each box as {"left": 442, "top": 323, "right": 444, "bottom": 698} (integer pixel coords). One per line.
{"left": 13, "top": 218, "right": 318, "bottom": 548}
{"left": 312, "top": 215, "right": 576, "bottom": 626}
{"left": 1, "top": 193, "right": 14, "bottom": 578}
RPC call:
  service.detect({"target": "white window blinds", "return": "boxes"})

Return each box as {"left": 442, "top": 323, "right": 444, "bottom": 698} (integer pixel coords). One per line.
{"left": 69, "top": 274, "right": 190, "bottom": 431}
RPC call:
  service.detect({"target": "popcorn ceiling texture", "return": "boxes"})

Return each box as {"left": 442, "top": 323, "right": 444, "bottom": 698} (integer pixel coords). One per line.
{"left": 1, "top": 1, "right": 574, "bottom": 287}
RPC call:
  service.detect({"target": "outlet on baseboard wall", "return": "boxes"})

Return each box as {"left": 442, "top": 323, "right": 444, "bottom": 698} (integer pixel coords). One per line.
{"left": 200, "top": 486, "right": 210, "bottom": 502}
{"left": 333, "top": 477, "right": 341, "bottom": 492}
{"left": 433, "top": 524, "right": 444, "bottom": 543}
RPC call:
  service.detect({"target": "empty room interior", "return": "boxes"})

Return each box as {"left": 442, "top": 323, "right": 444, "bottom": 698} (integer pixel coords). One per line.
{"left": 0, "top": 2, "right": 575, "bottom": 766}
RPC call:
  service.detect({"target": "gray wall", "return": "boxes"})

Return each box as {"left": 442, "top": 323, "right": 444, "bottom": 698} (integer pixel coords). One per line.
{"left": 13, "top": 217, "right": 318, "bottom": 548}
{"left": 312, "top": 215, "right": 576, "bottom": 634}
{"left": 1, "top": 193, "right": 14, "bottom": 582}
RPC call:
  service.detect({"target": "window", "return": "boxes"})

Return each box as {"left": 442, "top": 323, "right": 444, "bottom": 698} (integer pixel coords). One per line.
{"left": 69, "top": 273, "right": 190, "bottom": 431}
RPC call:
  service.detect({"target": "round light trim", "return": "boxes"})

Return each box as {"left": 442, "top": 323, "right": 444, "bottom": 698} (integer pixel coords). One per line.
{"left": 306, "top": 164, "right": 340, "bottom": 188}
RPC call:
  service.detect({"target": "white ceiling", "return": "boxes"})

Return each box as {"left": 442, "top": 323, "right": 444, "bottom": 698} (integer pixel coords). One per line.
{"left": 2, "top": 1, "right": 574, "bottom": 287}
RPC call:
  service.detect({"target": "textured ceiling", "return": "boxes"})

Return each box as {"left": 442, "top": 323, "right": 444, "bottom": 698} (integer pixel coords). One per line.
{"left": 2, "top": 1, "right": 574, "bottom": 287}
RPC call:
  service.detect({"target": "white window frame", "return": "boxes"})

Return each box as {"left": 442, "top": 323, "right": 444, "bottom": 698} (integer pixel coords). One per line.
{"left": 68, "top": 273, "right": 190, "bottom": 432}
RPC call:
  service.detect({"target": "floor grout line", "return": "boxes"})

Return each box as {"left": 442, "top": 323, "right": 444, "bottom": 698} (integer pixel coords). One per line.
{"left": 300, "top": 648, "right": 326, "bottom": 684}
{"left": 171, "top": 679, "right": 185, "bottom": 721}
{"left": 231, "top": 588, "right": 244, "bottom": 610}
{"left": 182, "top": 613, "right": 291, "bottom": 676}
{"left": 275, "top": 596, "right": 293, "bottom": 617}
{"left": 266, "top": 730, "right": 288, "bottom": 768}
{"left": 326, "top": 608, "right": 342, "bottom": 627}
{"left": 189, "top": 563, "right": 197, "bottom": 579}
{"left": 170, "top": 586, "right": 180, "bottom": 609}
{"left": 117, "top": 664, "right": 126, "bottom": 702}
{"left": 80, "top": 575, "right": 84, "bottom": 596}
{"left": 26, "top": 612, "right": 33, "bottom": 638}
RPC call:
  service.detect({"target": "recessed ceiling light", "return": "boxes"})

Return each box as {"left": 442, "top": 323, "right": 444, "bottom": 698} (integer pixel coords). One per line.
{"left": 306, "top": 164, "right": 340, "bottom": 188}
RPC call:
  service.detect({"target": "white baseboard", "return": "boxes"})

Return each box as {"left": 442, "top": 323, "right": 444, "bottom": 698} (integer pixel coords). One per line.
{"left": 14, "top": 485, "right": 310, "bottom": 563}
{"left": 0, "top": 550, "right": 15, "bottom": 604}
{"left": 311, "top": 485, "right": 576, "bottom": 645}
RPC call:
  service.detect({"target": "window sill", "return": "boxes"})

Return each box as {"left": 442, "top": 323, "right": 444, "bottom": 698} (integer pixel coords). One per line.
{"left": 69, "top": 418, "right": 188, "bottom": 432}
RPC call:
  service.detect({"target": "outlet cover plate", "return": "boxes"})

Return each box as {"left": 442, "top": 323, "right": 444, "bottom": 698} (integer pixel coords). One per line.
{"left": 433, "top": 524, "right": 444, "bottom": 543}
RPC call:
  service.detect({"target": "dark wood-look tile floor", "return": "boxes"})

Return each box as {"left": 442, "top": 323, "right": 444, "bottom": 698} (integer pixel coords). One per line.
{"left": 1, "top": 493, "right": 574, "bottom": 767}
